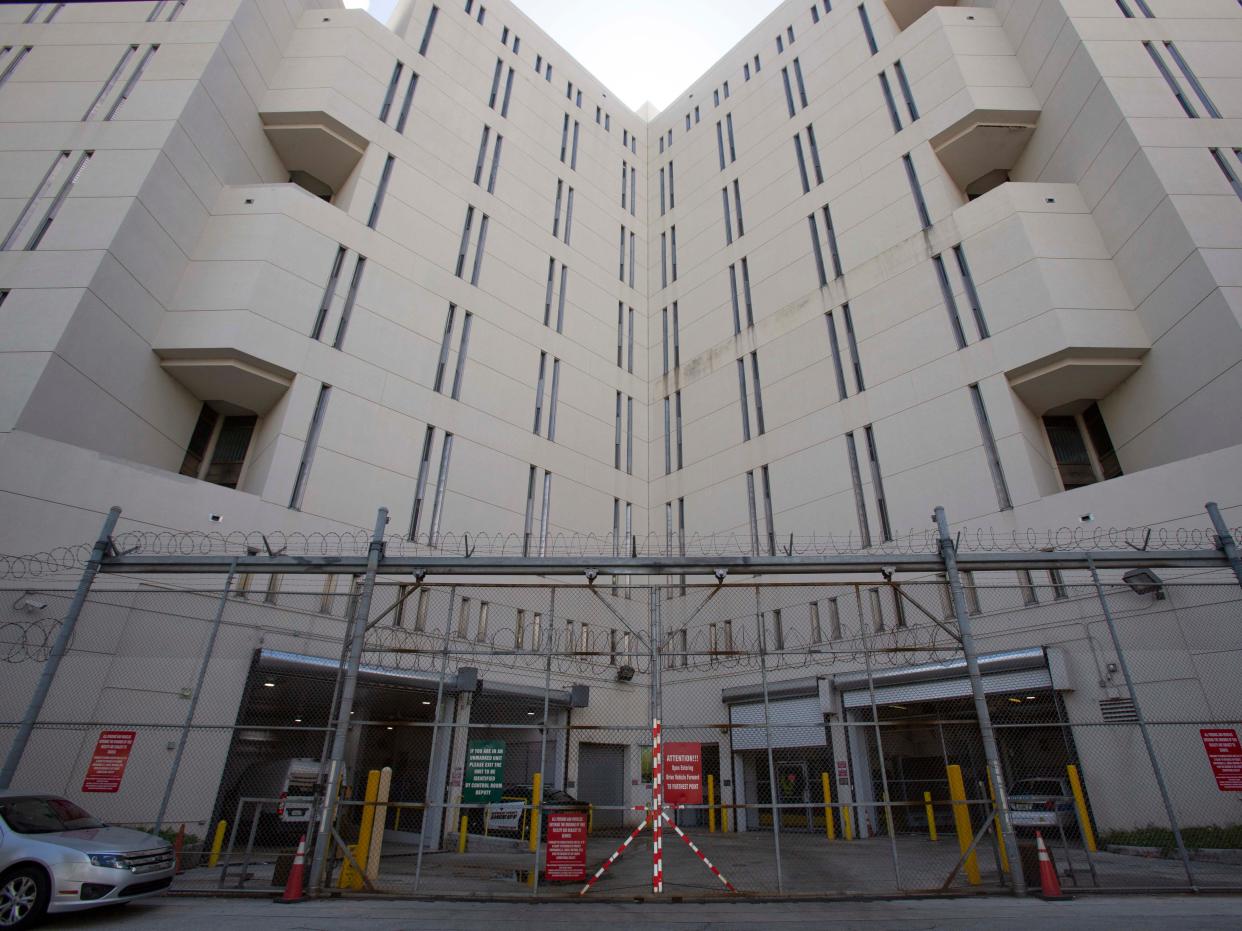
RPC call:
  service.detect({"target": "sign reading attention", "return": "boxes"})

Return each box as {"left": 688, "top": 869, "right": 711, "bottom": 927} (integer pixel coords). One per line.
{"left": 462, "top": 739, "right": 506, "bottom": 804}
{"left": 663, "top": 742, "right": 702, "bottom": 805}
{"left": 544, "top": 810, "right": 588, "bottom": 881}
{"left": 82, "top": 730, "right": 136, "bottom": 793}
{"left": 1201, "top": 728, "right": 1242, "bottom": 791}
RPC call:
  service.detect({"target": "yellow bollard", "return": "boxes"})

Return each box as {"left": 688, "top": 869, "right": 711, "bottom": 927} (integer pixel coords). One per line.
{"left": 1067, "top": 764, "right": 1097, "bottom": 853}
{"left": 707, "top": 775, "right": 716, "bottom": 833}
{"left": 458, "top": 814, "right": 468, "bottom": 853}
{"left": 947, "top": 765, "right": 980, "bottom": 886}
{"left": 207, "top": 819, "right": 227, "bottom": 868}
{"left": 528, "top": 772, "right": 542, "bottom": 853}
{"left": 340, "top": 769, "right": 380, "bottom": 888}
{"left": 721, "top": 796, "right": 729, "bottom": 834}
{"left": 924, "top": 792, "right": 938, "bottom": 842}
{"left": 985, "top": 771, "right": 1010, "bottom": 874}
{"left": 821, "top": 773, "right": 836, "bottom": 840}
{"left": 842, "top": 801, "right": 854, "bottom": 841}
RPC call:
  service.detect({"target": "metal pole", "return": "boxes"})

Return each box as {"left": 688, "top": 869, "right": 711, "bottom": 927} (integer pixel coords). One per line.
{"left": 413, "top": 586, "right": 456, "bottom": 893}
{"left": 309, "top": 507, "right": 388, "bottom": 890}
{"left": 858, "top": 586, "right": 902, "bottom": 889}
{"left": 652, "top": 585, "right": 664, "bottom": 893}
{"left": 934, "top": 506, "right": 1026, "bottom": 895}
{"left": 755, "top": 586, "right": 784, "bottom": 894}
{"left": 154, "top": 560, "right": 237, "bottom": 833}
{"left": 1086, "top": 553, "right": 1196, "bottom": 888}
{"left": 531, "top": 587, "right": 557, "bottom": 895}
{"left": 1, "top": 506, "right": 120, "bottom": 789}
{"left": 1206, "top": 502, "right": 1242, "bottom": 590}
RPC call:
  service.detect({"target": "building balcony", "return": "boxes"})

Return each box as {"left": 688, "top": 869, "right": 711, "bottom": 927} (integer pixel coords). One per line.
{"left": 886, "top": 0, "right": 957, "bottom": 31}
{"left": 259, "top": 88, "right": 371, "bottom": 196}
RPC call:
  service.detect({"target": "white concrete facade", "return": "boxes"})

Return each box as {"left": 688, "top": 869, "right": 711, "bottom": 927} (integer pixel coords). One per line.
{"left": 1, "top": 0, "right": 1241, "bottom": 849}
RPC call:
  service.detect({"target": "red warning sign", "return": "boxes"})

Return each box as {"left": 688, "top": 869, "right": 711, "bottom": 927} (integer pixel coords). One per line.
{"left": 664, "top": 742, "right": 702, "bottom": 805}
{"left": 82, "top": 730, "right": 136, "bottom": 793}
{"left": 544, "top": 810, "right": 588, "bottom": 881}
{"left": 1201, "top": 728, "right": 1242, "bottom": 791}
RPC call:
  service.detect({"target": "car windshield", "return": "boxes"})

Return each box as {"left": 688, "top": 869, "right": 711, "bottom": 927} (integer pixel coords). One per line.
{"left": 0, "top": 796, "right": 105, "bottom": 834}
{"left": 1011, "top": 780, "right": 1063, "bottom": 797}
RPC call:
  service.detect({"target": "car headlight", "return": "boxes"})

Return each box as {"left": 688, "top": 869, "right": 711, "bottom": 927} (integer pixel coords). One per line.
{"left": 87, "top": 854, "right": 129, "bottom": 870}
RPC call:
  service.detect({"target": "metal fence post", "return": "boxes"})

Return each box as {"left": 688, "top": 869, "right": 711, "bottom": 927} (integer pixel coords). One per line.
{"left": 154, "top": 559, "right": 237, "bottom": 833}
{"left": 1086, "top": 553, "right": 1196, "bottom": 888}
{"left": 413, "top": 585, "right": 454, "bottom": 893}
{"left": 0, "top": 506, "right": 120, "bottom": 789}
{"left": 309, "top": 507, "right": 388, "bottom": 890}
{"left": 1206, "top": 502, "right": 1242, "bottom": 590}
{"left": 934, "top": 506, "right": 1025, "bottom": 895}
{"left": 857, "top": 587, "right": 903, "bottom": 889}
{"left": 531, "top": 586, "right": 557, "bottom": 895}
{"left": 755, "top": 586, "right": 785, "bottom": 894}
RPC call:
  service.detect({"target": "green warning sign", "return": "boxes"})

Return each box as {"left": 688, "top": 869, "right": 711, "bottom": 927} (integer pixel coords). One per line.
{"left": 462, "top": 739, "right": 506, "bottom": 804}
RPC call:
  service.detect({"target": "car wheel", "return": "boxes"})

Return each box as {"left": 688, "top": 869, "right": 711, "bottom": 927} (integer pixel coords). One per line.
{"left": 0, "top": 866, "right": 49, "bottom": 930}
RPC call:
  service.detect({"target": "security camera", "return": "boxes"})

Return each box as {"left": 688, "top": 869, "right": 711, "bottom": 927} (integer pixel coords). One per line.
{"left": 713, "top": 568, "right": 728, "bottom": 583}
{"left": 584, "top": 569, "right": 598, "bottom": 583}
{"left": 414, "top": 568, "right": 427, "bottom": 583}
{"left": 21, "top": 599, "right": 48, "bottom": 612}
{"left": 880, "top": 566, "right": 896, "bottom": 581}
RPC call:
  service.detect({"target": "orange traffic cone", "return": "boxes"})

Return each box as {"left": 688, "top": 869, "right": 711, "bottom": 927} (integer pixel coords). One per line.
{"left": 278, "top": 834, "right": 307, "bottom": 903}
{"left": 1035, "top": 830, "right": 1069, "bottom": 900}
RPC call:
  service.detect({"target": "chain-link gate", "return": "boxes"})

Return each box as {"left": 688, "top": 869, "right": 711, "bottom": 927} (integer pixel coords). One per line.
{"left": 3, "top": 503, "right": 1242, "bottom": 899}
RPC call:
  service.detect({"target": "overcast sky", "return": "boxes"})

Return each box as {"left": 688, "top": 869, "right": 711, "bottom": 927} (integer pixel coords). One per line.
{"left": 347, "top": 0, "right": 782, "bottom": 114}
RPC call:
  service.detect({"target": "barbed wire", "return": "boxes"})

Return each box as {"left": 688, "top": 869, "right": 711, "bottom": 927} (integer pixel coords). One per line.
{"left": 2, "top": 517, "right": 1235, "bottom": 581}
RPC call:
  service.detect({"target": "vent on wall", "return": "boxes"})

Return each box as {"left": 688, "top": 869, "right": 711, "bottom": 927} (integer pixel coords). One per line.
{"left": 1099, "top": 697, "right": 1138, "bottom": 723}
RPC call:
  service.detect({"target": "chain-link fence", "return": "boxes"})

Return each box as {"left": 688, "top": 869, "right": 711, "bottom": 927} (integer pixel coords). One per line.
{"left": 3, "top": 557, "right": 1242, "bottom": 899}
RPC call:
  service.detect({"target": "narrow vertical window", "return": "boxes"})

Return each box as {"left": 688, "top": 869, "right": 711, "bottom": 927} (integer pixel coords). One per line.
{"left": 521, "top": 465, "right": 537, "bottom": 556}
{"left": 675, "top": 391, "right": 684, "bottom": 470}
{"left": 822, "top": 205, "right": 843, "bottom": 278}
{"left": 1210, "top": 149, "right": 1242, "bottom": 201}
{"left": 672, "top": 302, "right": 681, "bottom": 368}
{"left": 845, "top": 431, "right": 872, "bottom": 547}
{"left": 617, "top": 303, "right": 625, "bottom": 367}
{"left": 863, "top": 425, "right": 892, "bottom": 542}
{"left": 662, "top": 307, "right": 670, "bottom": 375}
{"left": 563, "top": 186, "right": 574, "bottom": 243}
{"left": 544, "top": 259, "right": 556, "bottom": 327}
{"left": 469, "top": 214, "right": 489, "bottom": 285}
{"left": 729, "top": 264, "right": 742, "bottom": 334}
{"left": 659, "top": 168, "right": 666, "bottom": 215}
{"left": 395, "top": 72, "right": 419, "bottom": 134}
{"left": 793, "top": 58, "right": 808, "bottom": 108}
{"left": 794, "top": 135, "right": 811, "bottom": 193}
{"left": 781, "top": 68, "right": 796, "bottom": 118}
{"left": 500, "top": 67, "right": 514, "bottom": 117}
{"left": 630, "top": 166, "right": 637, "bottom": 217}
{"left": 487, "top": 134, "right": 503, "bottom": 193}
{"left": 103, "top": 44, "right": 158, "bottom": 121}
{"left": 532, "top": 352, "right": 546, "bottom": 434}
{"left": 450, "top": 312, "right": 471, "bottom": 400}
{"left": 751, "top": 353, "right": 767, "bottom": 436}
{"left": 614, "top": 392, "right": 623, "bottom": 470}
{"left": 409, "top": 426, "right": 435, "bottom": 539}
{"left": 433, "top": 303, "right": 456, "bottom": 393}
{"left": 559, "top": 113, "right": 569, "bottom": 162}
{"left": 570, "top": 120, "right": 579, "bottom": 169}
{"left": 82, "top": 46, "right": 137, "bottom": 121}
{"left": 842, "top": 303, "right": 864, "bottom": 392}
{"left": 547, "top": 358, "right": 560, "bottom": 441}
{"left": 969, "top": 383, "right": 1013, "bottom": 511}
{"left": 489, "top": 59, "right": 503, "bottom": 110}
{"left": 737, "top": 359, "right": 752, "bottom": 441}
{"left": 418, "top": 5, "right": 439, "bottom": 56}
{"left": 0, "top": 45, "right": 32, "bottom": 90}
{"left": 367, "top": 154, "right": 395, "bottom": 229}
{"left": 761, "top": 465, "right": 776, "bottom": 556}
{"left": 661, "top": 233, "right": 668, "bottom": 288}
{"left": 879, "top": 71, "right": 902, "bottom": 132}
{"left": 628, "top": 232, "right": 636, "bottom": 289}
{"left": 625, "top": 395, "right": 634, "bottom": 475}
{"left": 894, "top": 59, "right": 918, "bottom": 121}
{"left": 932, "top": 254, "right": 968, "bottom": 350}
{"left": 745, "top": 471, "right": 760, "bottom": 555}
{"left": 380, "top": 61, "right": 403, "bottom": 122}
{"left": 670, "top": 226, "right": 678, "bottom": 281}
{"left": 627, "top": 306, "right": 635, "bottom": 373}
{"left": 332, "top": 255, "right": 366, "bottom": 349}
{"left": 620, "top": 161, "right": 628, "bottom": 210}
{"left": 668, "top": 160, "right": 676, "bottom": 208}
{"left": 310, "top": 246, "right": 346, "bottom": 340}
{"left": 22, "top": 150, "right": 93, "bottom": 251}
{"left": 619, "top": 226, "right": 626, "bottom": 282}
{"left": 455, "top": 206, "right": 474, "bottom": 277}
{"left": 954, "top": 245, "right": 989, "bottom": 339}
{"left": 289, "top": 384, "right": 331, "bottom": 510}
{"left": 722, "top": 188, "right": 734, "bottom": 246}
{"left": 664, "top": 397, "right": 673, "bottom": 474}
{"left": 1163, "top": 42, "right": 1221, "bottom": 118}
{"left": 825, "top": 311, "right": 848, "bottom": 400}
{"left": 904, "top": 152, "right": 932, "bottom": 229}
{"left": 859, "top": 3, "right": 878, "bottom": 55}
{"left": 428, "top": 432, "right": 454, "bottom": 545}
{"left": 806, "top": 124, "right": 824, "bottom": 184}
{"left": 551, "top": 179, "right": 563, "bottom": 236}
{"left": 733, "top": 179, "right": 745, "bottom": 236}
{"left": 726, "top": 113, "right": 737, "bottom": 162}
{"left": 740, "top": 257, "right": 754, "bottom": 327}
{"left": 716, "top": 121, "right": 727, "bottom": 170}
{"left": 1144, "top": 42, "right": 1197, "bottom": 118}
{"left": 556, "top": 264, "right": 567, "bottom": 332}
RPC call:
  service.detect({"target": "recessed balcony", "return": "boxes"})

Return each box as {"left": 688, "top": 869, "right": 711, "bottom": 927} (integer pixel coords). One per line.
{"left": 886, "top": 0, "right": 957, "bottom": 31}
{"left": 1007, "top": 350, "right": 1145, "bottom": 417}
{"left": 931, "top": 112, "right": 1038, "bottom": 196}
{"left": 259, "top": 90, "right": 370, "bottom": 195}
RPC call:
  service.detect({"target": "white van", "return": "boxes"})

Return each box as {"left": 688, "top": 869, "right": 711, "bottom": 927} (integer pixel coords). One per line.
{"left": 237, "top": 758, "right": 321, "bottom": 823}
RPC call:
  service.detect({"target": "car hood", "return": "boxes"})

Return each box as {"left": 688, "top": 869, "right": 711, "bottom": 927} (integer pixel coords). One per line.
{"left": 35, "top": 826, "right": 169, "bottom": 854}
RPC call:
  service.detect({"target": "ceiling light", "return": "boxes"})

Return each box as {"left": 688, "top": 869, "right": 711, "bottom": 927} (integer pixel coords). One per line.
{"left": 386, "top": 726, "right": 393, "bottom": 731}
{"left": 1026, "top": 696, "right": 1037, "bottom": 701}
{"left": 1008, "top": 697, "right": 1022, "bottom": 704}
{"left": 294, "top": 718, "right": 302, "bottom": 723}
{"left": 421, "top": 700, "right": 431, "bottom": 705}
{"left": 263, "top": 682, "right": 276, "bottom": 688}
{"left": 527, "top": 711, "right": 535, "bottom": 716}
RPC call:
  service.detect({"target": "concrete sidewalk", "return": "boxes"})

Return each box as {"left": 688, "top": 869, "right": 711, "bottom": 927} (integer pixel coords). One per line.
{"left": 44, "top": 893, "right": 1242, "bottom": 930}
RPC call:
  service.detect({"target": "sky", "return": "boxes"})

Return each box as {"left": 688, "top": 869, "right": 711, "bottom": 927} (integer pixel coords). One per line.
{"left": 346, "top": 0, "right": 783, "bottom": 114}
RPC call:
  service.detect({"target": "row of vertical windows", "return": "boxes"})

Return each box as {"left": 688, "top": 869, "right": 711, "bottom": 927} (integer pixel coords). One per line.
{"left": 775, "top": 24, "right": 796, "bottom": 54}
{"left": 712, "top": 81, "right": 731, "bottom": 106}
{"left": 486, "top": 59, "right": 515, "bottom": 117}
{"left": 620, "top": 160, "right": 636, "bottom": 214}
{"left": 432, "top": 304, "right": 472, "bottom": 400}
{"left": 715, "top": 114, "right": 737, "bottom": 170}
{"left": 1144, "top": 41, "right": 1221, "bottom": 119}
{"left": 932, "top": 245, "right": 989, "bottom": 349}
{"left": 824, "top": 305, "right": 864, "bottom": 399}
{"left": 0, "top": 149, "right": 92, "bottom": 252}
{"left": 81, "top": 44, "right": 158, "bottom": 122}
{"left": 454, "top": 205, "right": 489, "bottom": 285}
{"left": 180, "top": 405, "right": 256, "bottom": 490}
{"left": 617, "top": 226, "right": 636, "bottom": 287}
{"left": 558, "top": 114, "right": 580, "bottom": 168}
{"left": 289, "top": 384, "right": 332, "bottom": 512}
{"left": 550, "top": 179, "right": 574, "bottom": 243}
{"left": 614, "top": 392, "right": 634, "bottom": 474}
{"left": 521, "top": 465, "right": 553, "bottom": 556}
{"left": 0, "top": 45, "right": 32, "bottom": 89}
{"left": 1211, "top": 148, "right": 1242, "bottom": 200}
{"left": 793, "top": 124, "right": 824, "bottom": 193}
{"left": 685, "top": 105, "right": 700, "bottom": 130}
{"left": 660, "top": 227, "right": 678, "bottom": 287}
{"left": 721, "top": 179, "right": 745, "bottom": 244}
{"left": 808, "top": 204, "right": 843, "bottom": 285}
{"left": 464, "top": 0, "right": 484, "bottom": 26}
{"left": 498, "top": 23, "right": 519, "bottom": 54}
{"left": 378, "top": 60, "right": 419, "bottom": 133}
{"left": 663, "top": 392, "right": 684, "bottom": 474}
{"left": 23, "top": 2, "right": 64, "bottom": 24}
{"left": 472, "top": 125, "right": 504, "bottom": 193}
{"left": 1115, "top": 0, "right": 1155, "bottom": 17}
{"left": 661, "top": 303, "right": 681, "bottom": 375}
{"left": 781, "top": 58, "right": 809, "bottom": 117}
{"left": 1043, "top": 403, "right": 1122, "bottom": 492}
{"left": 543, "top": 258, "right": 568, "bottom": 332}
{"left": 409, "top": 425, "right": 454, "bottom": 542}
{"left": 745, "top": 466, "right": 776, "bottom": 556}
{"left": 616, "top": 303, "right": 636, "bottom": 372}
{"left": 903, "top": 152, "right": 932, "bottom": 229}
{"left": 148, "top": 0, "right": 186, "bottom": 20}
{"left": 659, "top": 160, "right": 675, "bottom": 214}
{"left": 532, "top": 352, "right": 560, "bottom": 440}
{"left": 728, "top": 258, "right": 755, "bottom": 334}
{"left": 736, "top": 352, "right": 767, "bottom": 441}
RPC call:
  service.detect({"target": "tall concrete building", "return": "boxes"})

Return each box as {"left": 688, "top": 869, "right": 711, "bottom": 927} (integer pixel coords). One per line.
{"left": 1, "top": 0, "right": 1241, "bottom": 880}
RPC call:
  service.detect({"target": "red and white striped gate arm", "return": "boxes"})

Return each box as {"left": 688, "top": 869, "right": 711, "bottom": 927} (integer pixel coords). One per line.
{"left": 578, "top": 815, "right": 649, "bottom": 896}
{"left": 661, "top": 812, "right": 738, "bottom": 893}
{"left": 651, "top": 717, "right": 663, "bottom": 893}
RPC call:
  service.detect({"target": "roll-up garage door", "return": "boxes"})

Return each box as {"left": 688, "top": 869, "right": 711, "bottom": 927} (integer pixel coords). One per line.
{"left": 840, "top": 667, "right": 1053, "bottom": 709}
{"left": 730, "top": 697, "right": 826, "bottom": 750}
